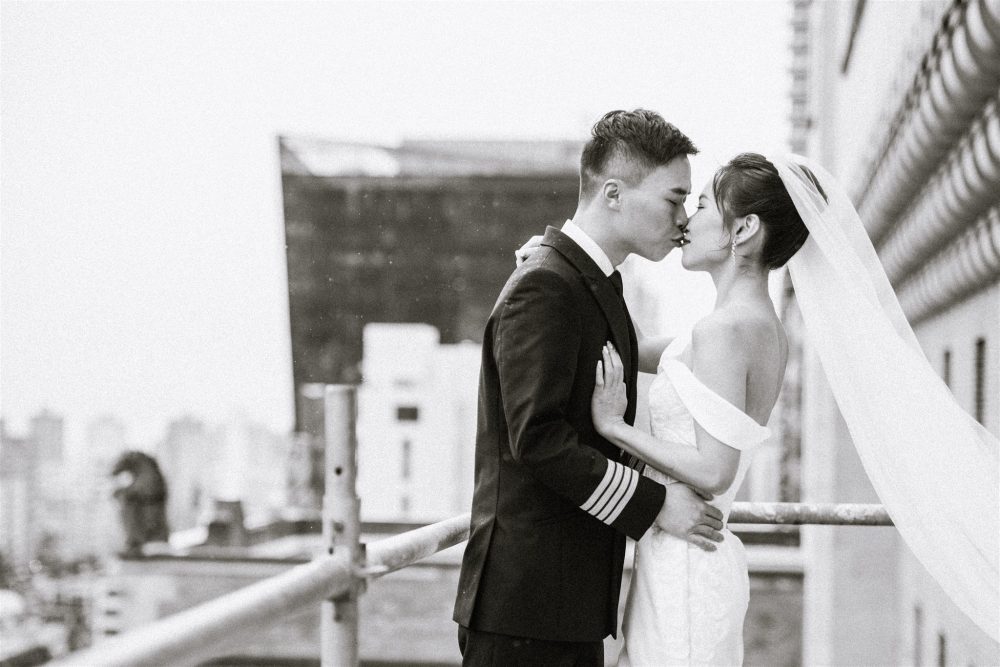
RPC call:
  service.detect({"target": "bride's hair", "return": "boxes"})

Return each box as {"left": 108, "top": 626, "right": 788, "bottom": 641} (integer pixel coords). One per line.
{"left": 713, "top": 152, "right": 826, "bottom": 270}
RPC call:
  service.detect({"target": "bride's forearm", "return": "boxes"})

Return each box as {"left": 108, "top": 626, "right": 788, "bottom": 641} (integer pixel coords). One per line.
{"left": 601, "top": 421, "right": 724, "bottom": 493}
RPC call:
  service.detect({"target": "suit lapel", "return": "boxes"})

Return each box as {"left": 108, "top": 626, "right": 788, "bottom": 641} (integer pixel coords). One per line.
{"left": 540, "top": 227, "right": 633, "bottom": 378}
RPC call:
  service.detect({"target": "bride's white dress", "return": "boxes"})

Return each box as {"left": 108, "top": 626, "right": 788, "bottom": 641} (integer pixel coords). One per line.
{"left": 620, "top": 333, "right": 771, "bottom": 667}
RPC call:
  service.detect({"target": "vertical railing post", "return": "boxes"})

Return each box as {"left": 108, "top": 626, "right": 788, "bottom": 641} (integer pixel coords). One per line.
{"left": 321, "top": 385, "right": 362, "bottom": 666}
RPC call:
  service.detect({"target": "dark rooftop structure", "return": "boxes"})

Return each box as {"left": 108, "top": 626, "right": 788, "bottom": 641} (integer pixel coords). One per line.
{"left": 278, "top": 136, "right": 582, "bottom": 430}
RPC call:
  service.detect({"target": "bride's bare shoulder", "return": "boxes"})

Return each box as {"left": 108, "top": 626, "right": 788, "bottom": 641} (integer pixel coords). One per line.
{"left": 691, "top": 311, "right": 746, "bottom": 361}
{"left": 692, "top": 307, "right": 780, "bottom": 364}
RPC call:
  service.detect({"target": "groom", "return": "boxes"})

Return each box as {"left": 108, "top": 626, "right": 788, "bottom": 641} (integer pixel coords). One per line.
{"left": 453, "top": 109, "right": 725, "bottom": 665}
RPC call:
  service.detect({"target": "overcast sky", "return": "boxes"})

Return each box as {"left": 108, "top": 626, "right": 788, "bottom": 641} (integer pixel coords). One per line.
{"left": 1, "top": 1, "right": 791, "bottom": 451}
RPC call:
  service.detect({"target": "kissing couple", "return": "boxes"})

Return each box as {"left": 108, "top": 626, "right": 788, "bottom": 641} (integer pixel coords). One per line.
{"left": 453, "top": 109, "right": 998, "bottom": 666}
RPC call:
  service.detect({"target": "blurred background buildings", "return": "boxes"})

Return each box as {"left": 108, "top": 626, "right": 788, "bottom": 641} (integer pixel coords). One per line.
{"left": 356, "top": 323, "right": 479, "bottom": 523}
{"left": 278, "top": 137, "right": 581, "bottom": 428}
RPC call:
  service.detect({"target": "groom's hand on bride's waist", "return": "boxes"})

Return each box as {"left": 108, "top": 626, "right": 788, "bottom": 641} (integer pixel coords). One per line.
{"left": 653, "top": 484, "right": 725, "bottom": 551}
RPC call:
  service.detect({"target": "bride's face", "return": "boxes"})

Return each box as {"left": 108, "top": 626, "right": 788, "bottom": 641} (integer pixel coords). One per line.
{"left": 681, "top": 180, "right": 730, "bottom": 271}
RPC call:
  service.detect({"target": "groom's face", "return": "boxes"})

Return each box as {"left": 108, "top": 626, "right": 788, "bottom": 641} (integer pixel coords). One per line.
{"left": 618, "top": 156, "right": 691, "bottom": 262}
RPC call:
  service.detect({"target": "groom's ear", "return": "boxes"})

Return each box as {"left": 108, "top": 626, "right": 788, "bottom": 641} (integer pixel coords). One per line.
{"left": 602, "top": 179, "right": 622, "bottom": 210}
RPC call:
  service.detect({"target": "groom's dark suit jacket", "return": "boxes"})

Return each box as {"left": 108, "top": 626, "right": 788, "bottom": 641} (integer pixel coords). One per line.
{"left": 453, "top": 226, "right": 666, "bottom": 642}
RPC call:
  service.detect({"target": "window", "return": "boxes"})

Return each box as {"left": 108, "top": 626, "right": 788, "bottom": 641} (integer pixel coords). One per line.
{"left": 401, "top": 439, "right": 411, "bottom": 480}
{"left": 397, "top": 406, "right": 419, "bottom": 421}
{"left": 974, "top": 338, "right": 986, "bottom": 424}
{"left": 942, "top": 349, "right": 951, "bottom": 389}
{"left": 914, "top": 605, "right": 923, "bottom": 666}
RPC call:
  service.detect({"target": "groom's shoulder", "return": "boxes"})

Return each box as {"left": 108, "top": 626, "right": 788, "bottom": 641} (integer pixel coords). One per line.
{"left": 529, "top": 243, "right": 578, "bottom": 276}
{"left": 513, "top": 244, "right": 578, "bottom": 284}
{"left": 493, "top": 250, "right": 581, "bottom": 309}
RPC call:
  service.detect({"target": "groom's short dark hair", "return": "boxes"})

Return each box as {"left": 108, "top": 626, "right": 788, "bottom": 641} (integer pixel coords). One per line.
{"left": 580, "top": 109, "right": 698, "bottom": 199}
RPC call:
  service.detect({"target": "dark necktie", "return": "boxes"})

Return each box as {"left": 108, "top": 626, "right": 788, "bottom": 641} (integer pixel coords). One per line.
{"left": 608, "top": 270, "right": 643, "bottom": 471}
{"left": 609, "top": 270, "right": 625, "bottom": 301}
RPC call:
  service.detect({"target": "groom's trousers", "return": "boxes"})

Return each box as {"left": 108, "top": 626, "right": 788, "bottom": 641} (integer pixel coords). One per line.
{"left": 458, "top": 626, "right": 602, "bottom": 667}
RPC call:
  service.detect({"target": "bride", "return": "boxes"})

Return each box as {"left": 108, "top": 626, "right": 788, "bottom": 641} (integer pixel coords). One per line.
{"left": 591, "top": 152, "right": 799, "bottom": 665}
{"left": 521, "top": 152, "right": 999, "bottom": 664}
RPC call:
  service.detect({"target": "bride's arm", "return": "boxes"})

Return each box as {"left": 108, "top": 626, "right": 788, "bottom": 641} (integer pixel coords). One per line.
{"left": 593, "top": 321, "right": 745, "bottom": 494}
{"left": 636, "top": 326, "right": 673, "bottom": 373}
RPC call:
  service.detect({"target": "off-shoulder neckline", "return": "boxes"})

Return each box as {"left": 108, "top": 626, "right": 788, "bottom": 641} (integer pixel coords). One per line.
{"left": 656, "top": 329, "right": 771, "bottom": 448}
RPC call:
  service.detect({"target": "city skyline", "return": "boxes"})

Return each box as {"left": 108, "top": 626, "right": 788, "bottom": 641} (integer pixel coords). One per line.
{"left": 2, "top": 1, "right": 791, "bottom": 455}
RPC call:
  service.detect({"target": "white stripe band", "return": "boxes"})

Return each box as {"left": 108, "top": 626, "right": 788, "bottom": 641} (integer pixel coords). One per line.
{"left": 589, "top": 464, "right": 625, "bottom": 519}
{"left": 581, "top": 460, "right": 639, "bottom": 525}
{"left": 603, "top": 467, "right": 639, "bottom": 524}
{"left": 597, "top": 465, "right": 635, "bottom": 522}
{"left": 580, "top": 459, "right": 616, "bottom": 513}
{"left": 592, "top": 464, "right": 626, "bottom": 520}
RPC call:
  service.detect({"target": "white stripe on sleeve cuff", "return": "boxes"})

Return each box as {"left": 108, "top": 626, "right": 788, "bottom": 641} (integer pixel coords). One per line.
{"left": 580, "top": 459, "right": 639, "bottom": 525}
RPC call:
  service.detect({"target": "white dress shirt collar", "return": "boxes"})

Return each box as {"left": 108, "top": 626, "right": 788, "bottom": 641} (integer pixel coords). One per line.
{"left": 561, "top": 220, "right": 615, "bottom": 277}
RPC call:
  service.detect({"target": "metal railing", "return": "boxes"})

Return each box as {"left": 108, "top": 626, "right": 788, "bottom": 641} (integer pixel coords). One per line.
{"left": 53, "top": 385, "right": 894, "bottom": 667}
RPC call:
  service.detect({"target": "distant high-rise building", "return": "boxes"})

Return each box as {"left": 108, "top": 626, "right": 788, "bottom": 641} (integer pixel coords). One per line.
{"left": 157, "top": 416, "right": 212, "bottom": 532}
{"left": 30, "top": 409, "right": 64, "bottom": 463}
{"left": 214, "top": 419, "right": 289, "bottom": 521}
{"left": 356, "top": 323, "right": 478, "bottom": 522}
{"left": 65, "top": 415, "right": 130, "bottom": 559}
{"left": 285, "top": 431, "right": 318, "bottom": 511}
{"left": 0, "top": 420, "right": 37, "bottom": 570}
{"left": 26, "top": 410, "right": 69, "bottom": 562}
{"left": 86, "top": 415, "right": 128, "bottom": 469}
{"left": 278, "top": 137, "right": 581, "bottom": 431}
{"left": 156, "top": 415, "right": 291, "bottom": 533}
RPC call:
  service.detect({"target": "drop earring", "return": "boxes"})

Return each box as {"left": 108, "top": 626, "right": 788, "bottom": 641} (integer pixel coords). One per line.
{"left": 730, "top": 236, "right": 737, "bottom": 259}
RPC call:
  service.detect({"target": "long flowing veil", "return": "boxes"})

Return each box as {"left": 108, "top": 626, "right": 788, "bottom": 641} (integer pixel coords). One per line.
{"left": 771, "top": 154, "right": 999, "bottom": 641}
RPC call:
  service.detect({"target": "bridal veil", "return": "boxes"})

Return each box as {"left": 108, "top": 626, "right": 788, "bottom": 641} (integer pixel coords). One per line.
{"left": 771, "top": 154, "right": 999, "bottom": 641}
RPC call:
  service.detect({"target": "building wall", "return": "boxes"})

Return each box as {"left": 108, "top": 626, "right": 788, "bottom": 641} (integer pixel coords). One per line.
{"left": 794, "top": 0, "right": 1000, "bottom": 663}
{"left": 898, "top": 283, "right": 1000, "bottom": 667}
{"left": 800, "top": 352, "right": 903, "bottom": 665}
{"left": 808, "top": 0, "right": 949, "bottom": 183}
{"left": 914, "top": 285, "right": 999, "bottom": 435}
{"left": 356, "top": 323, "right": 478, "bottom": 522}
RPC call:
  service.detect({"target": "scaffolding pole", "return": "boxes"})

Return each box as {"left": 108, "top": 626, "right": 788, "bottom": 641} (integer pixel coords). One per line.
{"left": 321, "top": 385, "right": 362, "bottom": 667}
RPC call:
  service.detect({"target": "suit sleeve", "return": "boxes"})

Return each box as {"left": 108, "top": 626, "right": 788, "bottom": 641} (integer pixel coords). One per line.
{"left": 495, "top": 268, "right": 665, "bottom": 540}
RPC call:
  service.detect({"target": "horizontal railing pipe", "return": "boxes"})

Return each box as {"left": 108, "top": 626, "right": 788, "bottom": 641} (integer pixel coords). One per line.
{"left": 54, "top": 502, "right": 893, "bottom": 666}
{"left": 729, "top": 501, "right": 893, "bottom": 526}
{"left": 365, "top": 513, "right": 471, "bottom": 576}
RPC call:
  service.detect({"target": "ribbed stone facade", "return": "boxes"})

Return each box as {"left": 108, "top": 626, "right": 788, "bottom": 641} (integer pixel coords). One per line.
{"left": 856, "top": 0, "right": 1000, "bottom": 324}
{"left": 789, "top": 0, "right": 999, "bottom": 664}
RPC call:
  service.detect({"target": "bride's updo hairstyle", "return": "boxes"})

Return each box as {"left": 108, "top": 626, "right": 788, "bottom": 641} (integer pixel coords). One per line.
{"left": 713, "top": 152, "right": 826, "bottom": 270}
